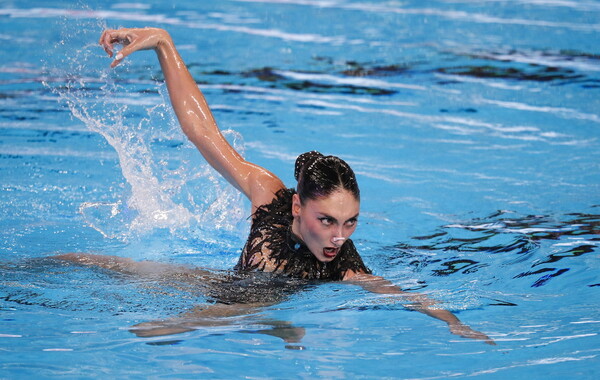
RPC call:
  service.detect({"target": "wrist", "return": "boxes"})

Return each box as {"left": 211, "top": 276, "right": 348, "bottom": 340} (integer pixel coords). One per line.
{"left": 154, "top": 29, "right": 173, "bottom": 50}
{"left": 155, "top": 34, "right": 177, "bottom": 61}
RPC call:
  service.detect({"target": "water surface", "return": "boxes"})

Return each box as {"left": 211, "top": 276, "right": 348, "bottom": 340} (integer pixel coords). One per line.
{"left": 1, "top": 0, "right": 599, "bottom": 378}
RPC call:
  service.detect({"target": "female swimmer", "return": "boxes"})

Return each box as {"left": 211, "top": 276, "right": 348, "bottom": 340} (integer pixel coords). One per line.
{"left": 57, "top": 27, "right": 494, "bottom": 344}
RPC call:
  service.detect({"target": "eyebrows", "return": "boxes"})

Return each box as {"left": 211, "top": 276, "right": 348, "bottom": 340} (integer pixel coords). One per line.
{"left": 317, "top": 211, "right": 360, "bottom": 223}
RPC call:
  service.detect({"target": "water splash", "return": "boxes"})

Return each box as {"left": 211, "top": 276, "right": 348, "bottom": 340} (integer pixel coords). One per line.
{"left": 44, "top": 14, "right": 246, "bottom": 242}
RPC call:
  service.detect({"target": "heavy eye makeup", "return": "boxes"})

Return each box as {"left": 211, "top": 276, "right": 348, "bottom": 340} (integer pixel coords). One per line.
{"left": 345, "top": 217, "right": 358, "bottom": 227}
{"left": 318, "top": 216, "right": 334, "bottom": 226}
{"left": 317, "top": 215, "right": 359, "bottom": 227}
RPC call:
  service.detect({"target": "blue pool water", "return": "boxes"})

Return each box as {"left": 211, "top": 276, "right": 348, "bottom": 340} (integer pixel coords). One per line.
{"left": 1, "top": 0, "right": 599, "bottom": 378}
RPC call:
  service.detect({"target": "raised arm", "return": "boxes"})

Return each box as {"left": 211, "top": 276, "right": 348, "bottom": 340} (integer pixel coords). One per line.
{"left": 99, "top": 28, "right": 284, "bottom": 211}
{"left": 344, "top": 271, "right": 495, "bottom": 344}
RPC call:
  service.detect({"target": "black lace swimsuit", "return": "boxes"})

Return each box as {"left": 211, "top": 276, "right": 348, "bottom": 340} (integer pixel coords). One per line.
{"left": 235, "top": 188, "right": 371, "bottom": 280}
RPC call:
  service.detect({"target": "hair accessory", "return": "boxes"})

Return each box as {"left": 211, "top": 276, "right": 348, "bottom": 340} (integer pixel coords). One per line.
{"left": 294, "top": 151, "right": 324, "bottom": 181}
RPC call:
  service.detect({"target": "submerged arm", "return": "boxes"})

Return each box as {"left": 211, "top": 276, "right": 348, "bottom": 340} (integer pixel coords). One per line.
{"left": 344, "top": 271, "right": 495, "bottom": 344}
{"left": 53, "top": 253, "right": 209, "bottom": 279}
{"left": 99, "top": 28, "right": 284, "bottom": 211}
{"left": 53, "top": 254, "right": 304, "bottom": 343}
{"left": 130, "top": 302, "right": 305, "bottom": 344}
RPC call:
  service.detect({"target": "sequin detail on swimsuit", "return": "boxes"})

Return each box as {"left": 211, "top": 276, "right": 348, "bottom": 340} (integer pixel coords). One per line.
{"left": 235, "top": 188, "right": 371, "bottom": 280}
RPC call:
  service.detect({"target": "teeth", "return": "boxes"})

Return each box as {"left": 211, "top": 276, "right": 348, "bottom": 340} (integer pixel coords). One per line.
{"left": 323, "top": 247, "right": 337, "bottom": 256}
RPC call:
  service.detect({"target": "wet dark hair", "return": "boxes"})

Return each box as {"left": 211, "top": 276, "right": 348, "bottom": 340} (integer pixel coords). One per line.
{"left": 294, "top": 151, "right": 360, "bottom": 203}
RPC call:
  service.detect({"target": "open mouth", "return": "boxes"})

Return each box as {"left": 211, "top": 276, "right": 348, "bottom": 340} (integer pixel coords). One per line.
{"left": 323, "top": 247, "right": 338, "bottom": 258}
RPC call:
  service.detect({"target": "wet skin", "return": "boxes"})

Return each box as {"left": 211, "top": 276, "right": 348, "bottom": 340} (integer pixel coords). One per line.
{"left": 91, "top": 27, "right": 495, "bottom": 345}
{"left": 291, "top": 189, "right": 360, "bottom": 263}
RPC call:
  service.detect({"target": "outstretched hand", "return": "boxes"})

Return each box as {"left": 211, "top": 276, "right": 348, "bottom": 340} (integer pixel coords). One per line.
{"left": 99, "top": 27, "right": 170, "bottom": 68}
{"left": 449, "top": 322, "right": 496, "bottom": 345}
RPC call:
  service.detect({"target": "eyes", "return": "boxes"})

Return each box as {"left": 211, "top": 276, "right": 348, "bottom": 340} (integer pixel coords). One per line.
{"left": 318, "top": 217, "right": 334, "bottom": 226}
{"left": 318, "top": 216, "right": 358, "bottom": 227}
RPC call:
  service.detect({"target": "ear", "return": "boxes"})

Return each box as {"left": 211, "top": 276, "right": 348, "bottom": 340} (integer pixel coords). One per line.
{"left": 292, "top": 193, "right": 302, "bottom": 218}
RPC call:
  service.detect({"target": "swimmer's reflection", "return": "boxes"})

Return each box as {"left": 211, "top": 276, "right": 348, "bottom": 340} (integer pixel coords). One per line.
{"left": 54, "top": 253, "right": 307, "bottom": 344}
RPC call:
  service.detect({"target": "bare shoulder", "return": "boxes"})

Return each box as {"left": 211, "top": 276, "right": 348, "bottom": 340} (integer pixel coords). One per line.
{"left": 248, "top": 166, "right": 286, "bottom": 212}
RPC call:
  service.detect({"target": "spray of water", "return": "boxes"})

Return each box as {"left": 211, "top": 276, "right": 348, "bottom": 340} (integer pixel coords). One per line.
{"left": 44, "top": 15, "right": 246, "bottom": 243}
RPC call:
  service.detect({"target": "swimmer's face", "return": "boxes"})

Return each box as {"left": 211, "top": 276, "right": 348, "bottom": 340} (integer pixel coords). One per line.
{"left": 292, "top": 189, "right": 359, "bottom": 263}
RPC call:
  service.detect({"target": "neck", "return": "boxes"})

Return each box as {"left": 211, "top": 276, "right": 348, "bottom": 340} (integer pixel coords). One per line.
{"left": 291, "top": 217, "right": 304, "bottom": 242}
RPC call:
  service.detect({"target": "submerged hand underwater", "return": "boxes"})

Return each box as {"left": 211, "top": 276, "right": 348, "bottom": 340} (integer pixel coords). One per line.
{"left": 52, "top": 27, "right": 495, "bottom": 345}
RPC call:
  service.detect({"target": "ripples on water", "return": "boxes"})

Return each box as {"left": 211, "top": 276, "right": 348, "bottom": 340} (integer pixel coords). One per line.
{"left": 1, "top": 0, "right": 599, "bottom": 378}
{"left": 390, "top": 209, "right": 599, "bottom": 287}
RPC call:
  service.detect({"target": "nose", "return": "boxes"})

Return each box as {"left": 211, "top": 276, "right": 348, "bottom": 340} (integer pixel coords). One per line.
{"left": 331, "top": 236, "right": 346, "bottom": 247}
{"left": 331, "top": 224, "right": 347, "bottom": 246}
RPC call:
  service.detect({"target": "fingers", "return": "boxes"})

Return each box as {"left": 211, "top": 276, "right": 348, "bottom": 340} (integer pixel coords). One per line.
{"left": 100, "top": 27, "right": 166, "bottom": 68}
{"left": 100, "top": 28, "right": 133, "bottom": 66}
{"left": 99, "top": 29, "right": 117, "bottom": 57}
{"left": 450, "top": 323, "right": 496, "bottom": 345}
{"left": 110, "top": 43, "right": 135, "bottom": 68}
{"left": 110, "top": 56, "right": 122, "bottom": 68}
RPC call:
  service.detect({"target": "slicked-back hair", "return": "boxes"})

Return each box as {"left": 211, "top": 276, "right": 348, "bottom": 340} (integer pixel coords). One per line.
{"left": 294, "top": 151, "right": 360, "bottom": 203}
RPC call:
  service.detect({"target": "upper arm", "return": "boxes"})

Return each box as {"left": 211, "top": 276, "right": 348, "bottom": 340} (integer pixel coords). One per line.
{"left": 151, "top": 37, "right": 285, "bottom": 208}
{"left": 343, "top": 271, "right": 407, "bottom": 295}
{"left": 343, "top": 269, "right": 375, "bottom": 282}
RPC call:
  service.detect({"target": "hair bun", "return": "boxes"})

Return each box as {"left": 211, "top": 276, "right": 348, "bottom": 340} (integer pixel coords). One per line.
{"left": 294, "top": 151, "right": 324, "bottom": 181}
